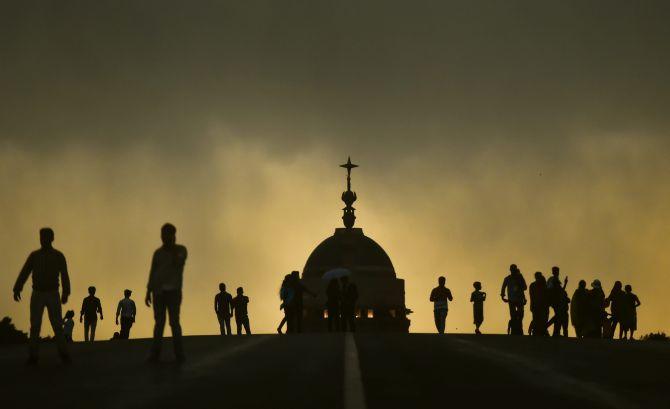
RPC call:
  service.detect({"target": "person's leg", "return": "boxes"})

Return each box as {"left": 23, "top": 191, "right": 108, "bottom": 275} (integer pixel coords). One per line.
{"left": 150, "top": 292, "right": 167, "bottom": 359}
{"left": 28, "top": 291, "right": 46, "bottom": 362}
{"left": 433, "top": 310, "right": 441, "bottom": 333}
{"left": 244, "top": 317, "right": 251, "bottom": 335}
{"left": 443, "top": 310, "right": 448, "bottom": 333}
{"left": 224, "top": 317, "right": 232, "bottom": 335}
{"left": 90, "top": 319, "right": 97, "bottom": 342}
{"left": 166, "top": 291, "right": 183, "bottom": 359}
{"left": 217, "top": 315, "right": 225, "bottom": 335}
{"left": 236, "top": 317, "right": 242, "bottom": 335}
{"left": 84, "top": 320, "right": 90, "bottom": 342}
{"left": 45, "top": 292, "right": 69, "bottom": 361}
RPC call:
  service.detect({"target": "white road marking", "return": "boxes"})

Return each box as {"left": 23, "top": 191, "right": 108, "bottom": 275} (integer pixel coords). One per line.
{"left": 449, "top": 337, "right": 639, "bottom": 409}
{"left": 344, "top": 333, "right": 368, "bottom": 409}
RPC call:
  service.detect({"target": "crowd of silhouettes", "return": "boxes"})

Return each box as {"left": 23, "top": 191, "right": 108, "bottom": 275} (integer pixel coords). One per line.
{"left": 11, "top": 225, "right": 646, "bottom": 366}
{"left": 427, "top": 264, "right": 641, "bottom": 339}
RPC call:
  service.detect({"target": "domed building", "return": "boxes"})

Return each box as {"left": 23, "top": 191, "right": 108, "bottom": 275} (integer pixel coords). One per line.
{"left": 300, "top": 158, "right": 411, "bottom": 332}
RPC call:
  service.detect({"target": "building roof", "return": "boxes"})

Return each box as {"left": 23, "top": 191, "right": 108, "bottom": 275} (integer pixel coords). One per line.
{"left": 302, "top": 228, "right": 396, "bottom": 280}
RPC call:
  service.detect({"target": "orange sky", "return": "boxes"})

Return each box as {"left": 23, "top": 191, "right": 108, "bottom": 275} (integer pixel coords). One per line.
{"left": 2, "top": 1, "right": 670, "bottom": 339}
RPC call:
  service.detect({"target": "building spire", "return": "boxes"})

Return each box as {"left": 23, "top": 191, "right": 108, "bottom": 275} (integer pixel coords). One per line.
{"left": 340, "top": 156, "right": 358, "bottom": 228}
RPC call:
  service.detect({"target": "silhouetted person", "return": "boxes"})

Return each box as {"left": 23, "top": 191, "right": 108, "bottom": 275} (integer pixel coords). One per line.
{"left": 501, "top": 264, "right": 527, "bottom": 335}
{"left": 232, "top": 287, "right": 251, "bottom": 335}
{"left": 621, "top": 285, "right": 641, "bottom": 340}
{"left": 470, "top": 281, "right": 486, "bottom": 334}
{"left": 145, "top": 223, "right": 187, "bottom": 363}
{"left": 277, "top": 274, "right": 294, "bottom": 334}
{"left": 288, "top": 270, "right": 315, "bottom": 333}
{"left": 214, "top": 283, "right": 233, "bottom": 335}
{"left": 605, "top": 281, "right": 625, "bottom": 339}
{"left": 80, "top": 286, "right": 103, "bottom": 342}
{"left": 13, "top": 227, "right": 71, "bottom": 364}
{"left": 586, "top": 279, "right": 606, "bottom": 338}
{"left": 546, "top": 266, "right": 569, "bottom": 337}
{"left": 116, "top": 289, "right": 136, "bottom": 339}
{"left": 326, "top": 278, "right": 341, "bottom": 332}
{"left": 63, "top": 310, "right": 75, "bottom": 343}
{"left": 430, "top": 276, "right": 453, "bottom": 334}
{"left": 340, "top": 276, "right": 358, "bottom": 332}
{"left": 570, "top": 280, "right": 589, "bottom": 338}
{"left": 529, "top": 272, "right": 549, "bottom": 336}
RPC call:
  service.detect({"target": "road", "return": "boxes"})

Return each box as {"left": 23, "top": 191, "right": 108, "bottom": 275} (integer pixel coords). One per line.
{"left": 0, "top": 334, "right": 668, "bottom": 409}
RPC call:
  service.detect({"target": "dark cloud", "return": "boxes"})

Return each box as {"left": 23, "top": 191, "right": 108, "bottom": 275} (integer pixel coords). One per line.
{"left": 2, "top": 1, "right": 669, "bottom": 158}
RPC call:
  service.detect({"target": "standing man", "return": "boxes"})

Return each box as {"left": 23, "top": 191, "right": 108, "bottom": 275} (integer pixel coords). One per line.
{"left": 340, "top": 276, "right": 359, "bottom": 332}
{"left": 430, "top": 276, "right": 453, "bottom": 334}
{"left": 547, "top": 266, "right": 569, "bottom": 337}
{"left": 288, "top": 270, "right": 315, "bottom": 333}
{"left": 80, "top": 286, "right": 103, "bottom": 342}
{"left": 214, "top": 283, "right": 233, "bottom": 335}
{"left": 13, "top": 227, "right": 71, "bottom": 365}
{"left": 231, "top": 287, "right": 251, "bottom": 335}
{"left": 529, "top": 272, "right": 549, "bottom": 336}
{"left": 501, "top": 264, "right": 527, "bottom": 335}
{"left": 116, "top": 289, "right": 136, "bottom": 339}
{"left": 145, "top": 223, "right": 187, "bottom": 363}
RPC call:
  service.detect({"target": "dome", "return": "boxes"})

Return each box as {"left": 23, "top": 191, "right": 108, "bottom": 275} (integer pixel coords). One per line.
{"left": 302, "top": 228, "right": 396, "bottom": 279}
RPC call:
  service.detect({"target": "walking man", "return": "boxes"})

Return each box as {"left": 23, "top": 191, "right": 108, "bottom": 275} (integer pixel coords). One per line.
{"left": 13, "top": 227, "right": 71, "bottom": 364}
{"left": 115, "top": 289, "right": 136, "bottom": 339}
{"left": 145, "top": 223, "right": 187, "bottom": 363}
{"left": 80, "top": 286, "right": 103, "bottom": 342}
{"left": 214, "top": 283, "right": 233, "bottom": 335}
{"left": 430, "top": 276, "right": 453, "bottom": 334}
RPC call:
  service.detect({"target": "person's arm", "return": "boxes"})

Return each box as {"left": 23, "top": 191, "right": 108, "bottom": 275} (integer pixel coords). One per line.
{"left": 146, "top": 251, "right": 158, "bottom": 307}
{"left": 13, "top": 253, "right": 33, "bottom": 302}
{"left": 228, "top": 295, "right": 233, "bottom": 316}
{"left": 562, "top": 276, "right": 568, "bottom": 290}
{"left": 98, "top": 299, "right": 103, "bottom": 320}
{"left": 429, "top": 289, "right": 436, "bottom": 302}
{"left": 500, "top": 278, "right": 508, "bottom": 301}
{"left": 214, "top": 295, "right": 219, "bottom": 314}
{"left": 131, "top": 300, "right": 136, "bottom": 321}
{"left": 470, "top": 293, "right": 474, "bottom": 302}
{"left": 80, "top": 299, "right": 85, "bottom": 322}
{"left": 60, "top": 253, "right": 70, "bottom": 304}
{"left": 447, "top": 289, "right": 453, "bottom": 301}
{"left": 482, "top": 292, "right": 487, "bottom": 301}
{"left": 116, "top": 300, "right": 122, "bottom": 324}
{"left": 634, "top": 295, "right": 641, "bottom": 307}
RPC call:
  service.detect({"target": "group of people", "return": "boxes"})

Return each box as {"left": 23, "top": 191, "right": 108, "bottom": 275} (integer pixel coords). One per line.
{"left": 12, "top": 225, "right": 645, "bottom": 366}
{"left": 13, "top": 224, "right": 187, "bottom": 364}
{"left": 323, "top": 276, "right": 359, "bottom": 332}
{"left": 429, "top": 264, "right": 642, "bottom": 340}
{"left": 213, "top": 283, "right": 251, "bottom": 335}
{"left": 60, "top": 287, "right": 138, "bottom": 343}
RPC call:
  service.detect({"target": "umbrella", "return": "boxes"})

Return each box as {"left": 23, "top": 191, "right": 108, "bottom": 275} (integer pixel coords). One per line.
{"left": 322, "top": 268, "right": 352, "bottom": 281}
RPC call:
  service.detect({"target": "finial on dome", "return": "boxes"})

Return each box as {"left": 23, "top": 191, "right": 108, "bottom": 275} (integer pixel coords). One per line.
{"left": 340, "top": 156, "right": 358, "bottom": 228}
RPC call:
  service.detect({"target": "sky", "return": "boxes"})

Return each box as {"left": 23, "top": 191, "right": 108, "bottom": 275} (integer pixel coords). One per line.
{"left": 1, "top": 1, "right": 670, "bottom": 340}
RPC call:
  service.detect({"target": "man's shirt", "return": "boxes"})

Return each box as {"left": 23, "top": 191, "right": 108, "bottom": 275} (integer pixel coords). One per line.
{"left": 215, "top": 292, "right": 233, "bottom": 317}
{"left": 117, "top": 298, "right": 136, "bottom": 318}
{"left": 147, "top": 244, "right": 188, "bottom": 292}
{"left": 81, "top": 295, "right": 102, "bottom": 320}
{"left": 13, "top": 247, "right": 70, "bottom": 294}
{"left": 430, "top": 286, "right": 452, "bottom": 311}
{"left": 232, "top": 295, "right": 249, "bottom": 318}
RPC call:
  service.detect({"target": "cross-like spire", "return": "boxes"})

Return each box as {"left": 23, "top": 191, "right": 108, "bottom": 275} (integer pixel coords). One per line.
{"left": 340, "top": 156, "right": 358, "bottom": 228}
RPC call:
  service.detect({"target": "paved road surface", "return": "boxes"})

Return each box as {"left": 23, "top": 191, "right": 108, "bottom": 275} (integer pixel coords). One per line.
{"left": 1, "top": 334, "right": 668, "bottom": 408}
